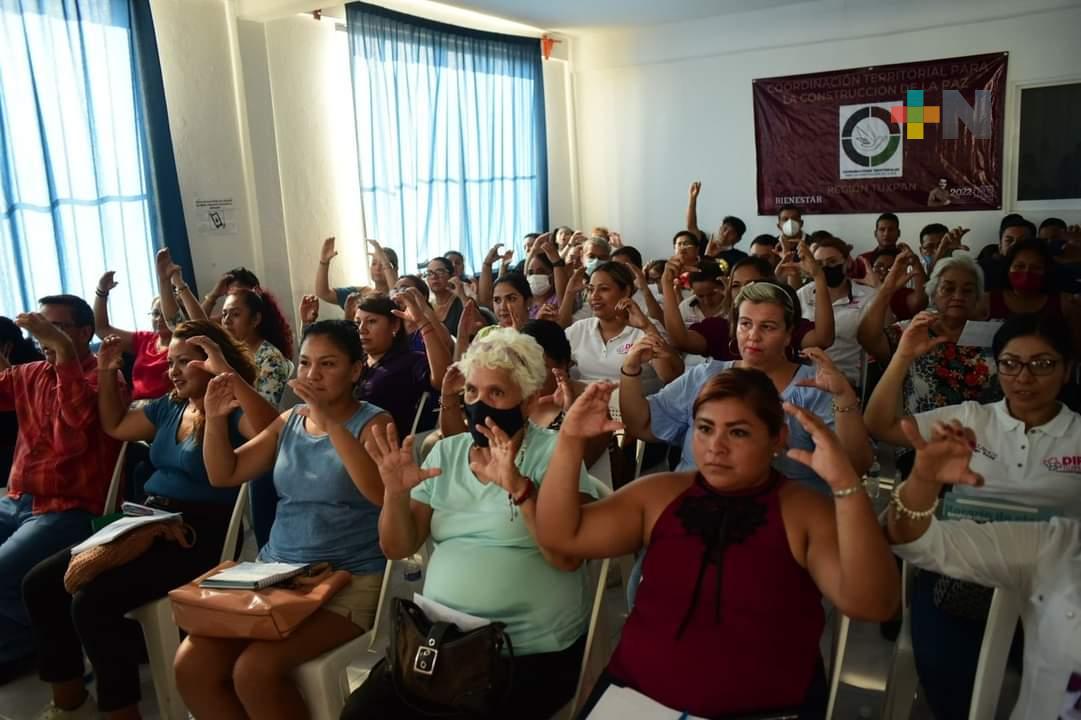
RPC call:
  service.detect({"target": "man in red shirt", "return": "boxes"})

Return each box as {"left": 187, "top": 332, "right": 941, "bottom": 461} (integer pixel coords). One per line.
{"left": 0, "top": 295, "right": 125, "bottom": 682}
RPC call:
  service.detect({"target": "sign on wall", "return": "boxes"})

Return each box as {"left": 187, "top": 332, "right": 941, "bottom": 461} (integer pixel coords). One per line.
{"left": 752, "top": 52, "right": 1008, "bottom": 215}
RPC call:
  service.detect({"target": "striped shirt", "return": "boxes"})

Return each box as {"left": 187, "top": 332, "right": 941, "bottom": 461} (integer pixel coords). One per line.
{"left": 0, "top": 355, "right": 125, "bottom": 515}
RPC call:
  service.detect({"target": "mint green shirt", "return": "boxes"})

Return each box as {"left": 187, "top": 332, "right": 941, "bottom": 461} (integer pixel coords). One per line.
{"left": 412, "top": 424, "right": 600, "bottom": 655}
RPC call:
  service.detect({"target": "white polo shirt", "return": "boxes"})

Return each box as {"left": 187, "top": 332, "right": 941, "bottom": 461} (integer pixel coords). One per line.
{"left": 893, "top": 517, "right": 1081, "bottom": 720}
{"left": 796, "top": 281, "right": 876, "bottom": 387}
{"left": 566, "top": 317, "right": 665, "bottom": 396}
{"left": 914, "top": 400, "right": 1081, "bottom": 517}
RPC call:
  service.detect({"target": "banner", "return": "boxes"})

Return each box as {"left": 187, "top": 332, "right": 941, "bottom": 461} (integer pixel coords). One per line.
{"left": 753, "top": 53, "right": 1007, "bottom": 215}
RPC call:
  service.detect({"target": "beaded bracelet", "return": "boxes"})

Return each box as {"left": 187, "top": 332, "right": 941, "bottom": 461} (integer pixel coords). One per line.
{"left": 832, "top": 483, "right": 865, "bottom": 498}
{"left": 832, "top": 398, "right": 860, "bottom": 413}
{"left": 890, "top": 480, "right": 939, "bottom": 520}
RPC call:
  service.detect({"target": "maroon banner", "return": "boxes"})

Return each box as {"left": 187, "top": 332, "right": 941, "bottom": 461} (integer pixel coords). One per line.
{"left": 753, "top": 53, "right": 1007, "bottom": 215}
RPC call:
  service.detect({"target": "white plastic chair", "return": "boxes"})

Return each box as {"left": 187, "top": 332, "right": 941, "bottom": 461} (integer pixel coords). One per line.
{"left": 411, "top": 391, "right": 430, "bottom": 436}
{"left": 125, "top": 483, "right": 250, "bottom": 720}
{"left": 967, "top": 588, "right": 1022, "bottom": 720}
{"left": 294, "top": 559, "right": 396, "bottom": 720}
{"left": 103, "top": 441, "right": 129, "bottom": 515}
{"left": 551, "top": 557, "right": 612, "bottom": 720}
{"left": 882, "top": 562, "right": 919, "bottom": 720}
{"left": 825, "top": 611, "right": 851, "bottom": 719}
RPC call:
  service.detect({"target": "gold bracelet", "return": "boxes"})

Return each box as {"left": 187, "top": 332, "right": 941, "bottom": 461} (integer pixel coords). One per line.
{"left": 832, "top": 483, "right": 865, "bottom": 498}
{"left": 890, "top": 480, "right": 938, "bottom": 520}
{"left": 832, "top": 398, "right": 861, "bottom": 413}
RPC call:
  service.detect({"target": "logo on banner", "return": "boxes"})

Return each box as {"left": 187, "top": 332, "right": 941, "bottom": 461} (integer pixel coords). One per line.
{"left": 890, "top": 89, "right": 993, "bottom": 140}
{"left": 839, "top": 102, "right": 903, "bottom": 179}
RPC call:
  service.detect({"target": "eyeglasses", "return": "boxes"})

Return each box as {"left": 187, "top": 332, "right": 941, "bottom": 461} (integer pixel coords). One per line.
{"left": 996, "top": 357, "right": 1060, "bottom": 376}
{"left": 422, "top": 269, "right": 449, "bottom": 279}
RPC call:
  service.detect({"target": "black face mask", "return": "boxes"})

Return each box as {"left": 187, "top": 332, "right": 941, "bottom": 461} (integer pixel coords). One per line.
{"left": 463, "top": 399, "right": 526, "bottom": 448}
{"left": 823, "top": 264, "right": 847, "bottom": 288}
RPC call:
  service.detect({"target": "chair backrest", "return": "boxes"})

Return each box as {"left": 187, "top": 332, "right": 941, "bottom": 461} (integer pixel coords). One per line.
{"left": 103, "top": 441, "right": 129, "bottom": 515}
{"left": 367, "top": 560, "right": 396, "bottom": 652}
{"left": 564, "top": 557, "right": 612, "bottom": 719}
{"left": 410, "top": 391, "right": 430, "bottom": 436}
{"left": 968, "top": 588, "right": 1023, "bottom": 720}
{"left": 220, "top": 483, "right": 250, "bottom": 564}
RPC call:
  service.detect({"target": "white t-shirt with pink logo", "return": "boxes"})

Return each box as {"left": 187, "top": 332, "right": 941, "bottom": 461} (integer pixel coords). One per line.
{"left": 914, "top": 400, "right": 1081, "bottom": 517}
{"left": 566, "top": 317, "right": 667, "bottom": 396}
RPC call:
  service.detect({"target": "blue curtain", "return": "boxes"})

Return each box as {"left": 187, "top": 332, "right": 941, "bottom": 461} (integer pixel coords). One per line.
{"left": 346, "top": 2, "right": 549, "bottom": 275}
{"left": 0, "top": 0, "right": 191, "bottom": 329}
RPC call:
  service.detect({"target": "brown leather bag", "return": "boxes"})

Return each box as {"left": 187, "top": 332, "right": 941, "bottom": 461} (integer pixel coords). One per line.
{"left": 64, "top": 520, "right": 195, "bottom": 593}
{"left": 168, "top": 561, "right": 350, "bottom": 640}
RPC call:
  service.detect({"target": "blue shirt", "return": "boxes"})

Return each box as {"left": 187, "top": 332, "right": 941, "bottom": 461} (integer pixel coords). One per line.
{"left": 142, "top": 396, "right": 242, "bottom": 505}
{"left": 646, "top": 360, "right": 834, "bottom": 490}
{"left": 260, "top": 402, "right": 388, "bottom": 575}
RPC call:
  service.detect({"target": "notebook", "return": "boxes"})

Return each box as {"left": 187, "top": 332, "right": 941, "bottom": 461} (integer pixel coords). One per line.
{"left": 941, "top": 495, "right": 1055, "bottom": 524}
{"left": 199, "top": 562, "right": 312, "bottom": 590}
{"left": 586, "top": 685, "right": 709, "bottom": 719}
{"left": 71, "top": 511, "right": 182, "bottom": 555}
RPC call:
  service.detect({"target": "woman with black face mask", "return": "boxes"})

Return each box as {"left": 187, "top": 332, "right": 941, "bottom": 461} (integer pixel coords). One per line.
{"left": 796, "top": 237, "right": 878, "bottom": 390}
{"left": 349, "top": 327, "right": 604, "bottom": 720}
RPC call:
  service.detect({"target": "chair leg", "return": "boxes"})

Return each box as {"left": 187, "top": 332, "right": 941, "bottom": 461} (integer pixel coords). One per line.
{"left": 133, "top": 600, "right": 187, "bottom": 720}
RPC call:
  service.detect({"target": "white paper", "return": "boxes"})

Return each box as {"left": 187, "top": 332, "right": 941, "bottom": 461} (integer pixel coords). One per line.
{"left": 586, "top": 685, "right": 707, "bottom": 719}
{"left": 413, "top": 593, "right": 491, "bottom": 632}
{"left": 70, "top": 512, "right": 181, "bottom": 555}
{"left": 957, "top": 320, "right": 1003, "bottom": 348}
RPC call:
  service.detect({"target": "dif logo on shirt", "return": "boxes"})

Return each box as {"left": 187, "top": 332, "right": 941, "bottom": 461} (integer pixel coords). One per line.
{"left": 1044, "top": 455, "right": 1081, "bottom": 474}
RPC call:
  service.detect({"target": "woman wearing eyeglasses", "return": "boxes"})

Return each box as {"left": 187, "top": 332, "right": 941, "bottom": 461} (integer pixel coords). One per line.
{"left": 424, "top": 257, "right": 464, "bottom": 336}
{"left": 864, "top": 312, "right": 1081, "bottom": 719}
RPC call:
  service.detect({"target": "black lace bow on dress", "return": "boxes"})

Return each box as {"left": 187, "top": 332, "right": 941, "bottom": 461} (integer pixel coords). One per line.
{"left": 672, "top": 473, "right": 773, "bottom": 639}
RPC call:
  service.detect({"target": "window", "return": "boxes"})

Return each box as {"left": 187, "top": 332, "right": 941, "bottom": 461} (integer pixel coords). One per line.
{"left": 0, "top": 1, "right": 159, "bottom": 330}
{"left": 346, "top": 3, "right": 549, "bottom": 275}
{"left": 1017, "top": 82, "right": 1081, "bottom": 202}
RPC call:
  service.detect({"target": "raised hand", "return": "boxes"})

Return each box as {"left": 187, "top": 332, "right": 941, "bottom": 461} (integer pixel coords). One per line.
{"left": 456, "top": 299, "right": 485, "bottom": 341}
{"left": 320, "top": 237, "right": 339, "bottom": 264}
{"left": 936, "top": 227, "right": 970, "bottom": 259}
{"left": 558, "top": 382, "right": 624, "bottom": 440}
{"left": 97, "top": 335, "right": 125, "bottom": 370}
{"left": 881, "top": 246, "right": 920, "bottom": 293}
{"left": 365, "top": 238, "right": 388, "bottom": 264}
{"left": 615, "top": 297, "right": 650, "bottom": 330}
{"left": 440, "top": 362, "right": 465, "bottom": 399}
{"left": 97, "top": 271, "right": 119, "bottom": 295}
{"left": 566, "top": 266, "right": 588, "bottom": 296}
{"left": 392, "top": 287, "right": 431, "bottom": 327}
{"left": 15, "top": 312, "right": 74, "bottom": 356}
{"left": 609, "top": 231, "right": 624, "bottom": 248}
{"left": 782, "top": 402, "right": 861, "bottom": 493}
{"left": 902, "top": 418, "right": 983, "bottom": 488}
{"left": 290, "top": 377, "right": 333, "bottom": 427}
{"left": 538, "top": 367, "right": 575, "bottom": 412}
{"left": 299, "top": 294, "right": 319, "bottom": 325}
{"left": 622, "top": 334, "right": 666, "bottom": 374}
{"left": 689, "top": 181, "right": 701, "bottom": 199}
{"left": 469, "top": 418, "right": 529, "bottom": 494}
{"left": 795, "top": 347, "right": 857, "bottom": 400}
{"left": 536, "top": 303, "right": 559, "bottom": 323}
{"left": 204, "top": 374, "right": 241, "bottom": 418}
{"left": 797, "top": 239, "right": 823, "bottom": 280}
{"left": 447, "top": 276, "right": 467, "bottom": 300}
{"left": 364, "top": 422, "right": 441, "bottom": 496}
{"left": 484, "top": 244, "right": 505, "bottom": 266}
{"left": 896, "top": 311, "right": 948, "bottom": 360}
{"left": 186, "top": 335, "right": 235, "bottom": 376}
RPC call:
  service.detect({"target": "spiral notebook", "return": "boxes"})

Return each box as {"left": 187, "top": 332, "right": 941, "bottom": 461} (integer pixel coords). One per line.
{"left": 199, "top": 562, "right": 312, "bottom": 590}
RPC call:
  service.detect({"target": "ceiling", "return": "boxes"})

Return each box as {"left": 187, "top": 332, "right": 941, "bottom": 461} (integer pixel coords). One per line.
{"left": 437, "top": 0, "right": 807, "bottom": 29}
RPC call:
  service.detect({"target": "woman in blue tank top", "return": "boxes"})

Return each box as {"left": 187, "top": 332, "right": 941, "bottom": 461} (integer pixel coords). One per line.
{"left": 175, "top": 320, "right": 392, "bottom": 720}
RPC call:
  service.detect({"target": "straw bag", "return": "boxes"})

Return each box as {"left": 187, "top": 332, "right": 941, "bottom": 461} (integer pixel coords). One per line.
{"left": 168, "top": 561, "right": 350, "bottom": 640}
{"left": 64, "top": 520, "right": 195, "bottom": 593}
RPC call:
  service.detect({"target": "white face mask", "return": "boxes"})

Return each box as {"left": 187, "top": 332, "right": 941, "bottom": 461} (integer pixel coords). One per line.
{"left": 585, "top": 257, "right": 602, "bottom": 275}
{"left": 781, "top": 218, "right": 802, "bottom": 238}
{"left": 527, "top": 273, "right": 551, "bottom": 297}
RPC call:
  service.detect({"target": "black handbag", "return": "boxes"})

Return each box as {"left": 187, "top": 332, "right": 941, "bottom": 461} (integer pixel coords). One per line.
{"left": 387, "top": 597, "right": 514, "bottom": 716}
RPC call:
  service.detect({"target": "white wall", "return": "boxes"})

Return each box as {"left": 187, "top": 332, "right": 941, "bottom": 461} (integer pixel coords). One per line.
{"left": 571, "top": 0, "right": 1081, "bottom": 261}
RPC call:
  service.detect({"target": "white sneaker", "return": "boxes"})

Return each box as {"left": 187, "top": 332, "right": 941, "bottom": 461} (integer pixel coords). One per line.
{"left": 35, "top": 697, "right": 100, "bottom": 720}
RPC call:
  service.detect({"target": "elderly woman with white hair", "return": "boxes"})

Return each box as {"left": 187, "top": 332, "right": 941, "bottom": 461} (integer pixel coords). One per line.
{"left": 344, "top": 328, "right": 601, "bottom": 720}
{"left": 858, "top": 252, "right": 1001, "bottom": 417}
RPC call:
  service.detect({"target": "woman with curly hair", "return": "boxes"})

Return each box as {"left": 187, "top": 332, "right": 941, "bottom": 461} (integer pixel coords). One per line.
{"left": 222, "top": 288, "right": 294, "bottom": 405}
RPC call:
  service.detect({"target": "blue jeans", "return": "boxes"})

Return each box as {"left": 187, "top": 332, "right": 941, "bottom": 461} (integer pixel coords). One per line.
{"left": 0, "top": 494, "right": 93, "bottom": 662}
{"left": 910, "top": 569, "right": 987, "bottom": 719}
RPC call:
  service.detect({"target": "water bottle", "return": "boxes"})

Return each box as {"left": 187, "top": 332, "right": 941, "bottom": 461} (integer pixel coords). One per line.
{"left": 865, "top": 461, "right": 881, "bottom": 501}
{"left": 402, "top": 553, "right": 423, "bottom": 583}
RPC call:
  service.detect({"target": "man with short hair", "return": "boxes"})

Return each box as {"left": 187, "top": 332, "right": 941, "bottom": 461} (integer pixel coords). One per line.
{"left": 775, "top": 204, "right": 805, "bottom": 251}
{"left": 851, "top": 213, "right": 901, "bottom": 280}
{"left": 705, "top": 215, "right": 748, "bottom": 267}
{"left": 0, "top": 295, "right": 125, "bottom": 682}
{"left": 980, "top": 217, "right": 1035, "bottom": 291}
{"left": 918, "top": 223, "right": 949, "bottom": 270}
{"left": 749, "top": 234, "right": 781, "bottom": 270}
{"left": 1039, "top": 217, "right": 1067, "bottom": 252}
